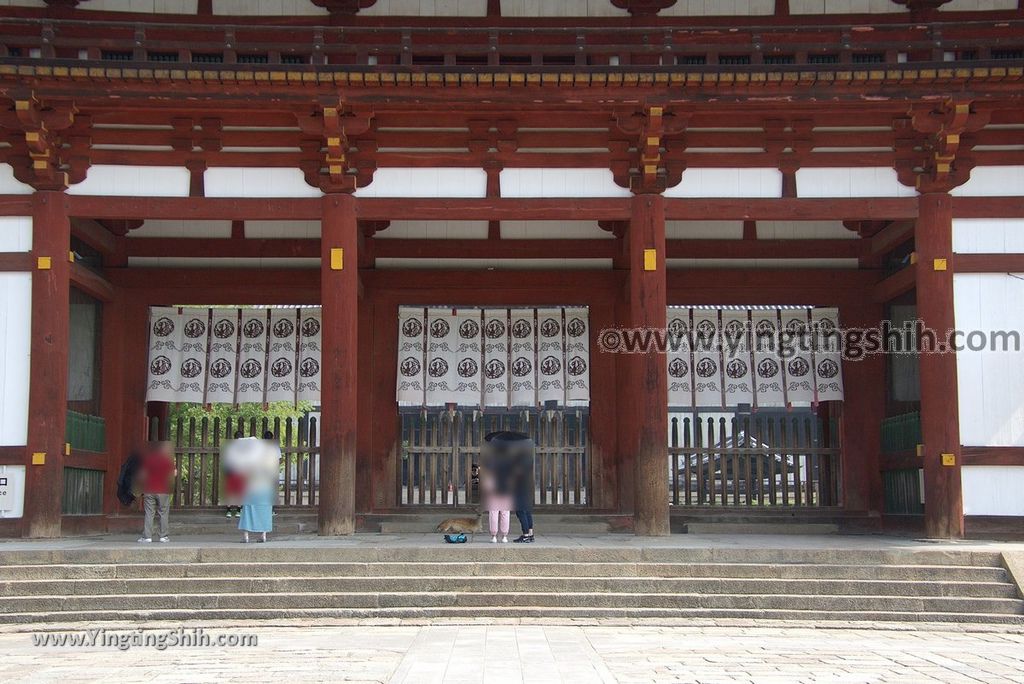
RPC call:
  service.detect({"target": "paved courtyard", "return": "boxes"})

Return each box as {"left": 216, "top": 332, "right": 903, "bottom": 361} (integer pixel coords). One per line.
{"left": 1, "top": 619, "right": 1023, "bottom": 683}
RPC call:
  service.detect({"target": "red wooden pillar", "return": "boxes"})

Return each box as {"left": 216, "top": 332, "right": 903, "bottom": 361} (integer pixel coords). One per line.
{"left": 915, "top": 192, "right": 963, "bottom": 539}
{"left": 838, "top": 304, "right": 885, "bottom": 516}
{"left": 627, "top": 193, "right": 670, "bottom": 536}
{"left": 319, "top": 193, "right": 358, "bottom": 535}
{"left": 23, "top": 191, "right": 71, "bottom": 538}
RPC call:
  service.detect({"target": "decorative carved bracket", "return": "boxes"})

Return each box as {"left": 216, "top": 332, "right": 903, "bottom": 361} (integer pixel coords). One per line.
{"left": 612, "top": 104, "right": 688, "bottom": 194}
{"left": 310, "top": 0, "right": 378, "bottom": 15}
{"left": 894, "top": 99, "right": 991, "bottom": 194}
{"left": 890, "top": 0, "right": 953, "bottom": 11}
{"left": 296, "top": 104, "right": 375, "bottom": 193}
{"left": 609, "top": 0, "right": 677, "bottom": 16}
{"left": 0, "top": 93, "right": 80, "bottom": 191}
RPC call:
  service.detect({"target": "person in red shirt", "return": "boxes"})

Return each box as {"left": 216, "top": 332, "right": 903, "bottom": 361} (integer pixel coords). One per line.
{"left": 138, "top": 441, "right": 176, "bottom": 543}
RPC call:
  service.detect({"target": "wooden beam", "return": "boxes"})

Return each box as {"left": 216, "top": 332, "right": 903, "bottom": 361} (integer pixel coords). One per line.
{"left": 70, "top": 218, "right": 117, "bottom": 256}
{"left": 664, "top": 198, "right": 919, "bottom": 221}
{"left": 65, "top": 195, "right": 921, "bottom": 225}
{"left": 0, "top": 196, "right": 33, "bottom": 216}
{"left": 126, "top": 238, "right": 321, "bottom": 259}
{"left": 363, "top": 269, "right": 620, "bottom": 294}
{"left": 371, "top": 238, "right": 619, "bottom": 260}
{"left": 666, "top": 238, "right": 863, "bottom": 260}
{"left": 356, "top": 198, "right": 632, "bottom": 221}
{"left": 872, "top": 264, "right": 916, "bottom": 303}
{"left": 0, "top": 253, "right": 35, "bottom": 271}
{"left": 66, "top": 196, "right": 322, "bottom": 221}
{"left": 953, "top": 196, "right": 1024, "bottom": 218}
{"left": 124, "top": 236, "right": 868, "bottom": 261}
{"left": 952, "top": 253, "right": 1024, "bottom": 273}
{"left": 961, "top": 447, "right": 1024, "bottom": 466}
{"left": 107, "top": 268, "right": 320, "bottom": 304}
{"left": 869, "top": 220, "right": 915, "bottom": 256}
{"left": 70, "top": 262, "right": 115, "bottom": 302}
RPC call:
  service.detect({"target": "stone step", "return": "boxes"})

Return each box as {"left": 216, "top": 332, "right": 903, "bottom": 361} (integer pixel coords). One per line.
{"left": 378, "top": 521, "right": 612, "bottom": 534}
{"left": 1, "top": 606, "right": 1022, "bottom": 626}
{"left": 0, "top": 547, "right": 1007, "bottom": 567}
{"left": 0, "top": 576, "right": 1015, "bottom": 598}
{"left": 1, "top": 591, "right": 1020, "bottom": 615}
{"left": 0, "top": 561, "right": 1009, "bottom": 583}
{"left": 683, "top": 523, "right": 840, "bottom": 535}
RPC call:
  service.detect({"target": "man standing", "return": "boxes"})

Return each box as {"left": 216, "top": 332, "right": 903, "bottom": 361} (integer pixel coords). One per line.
{"left": 138, "top": 441, "right": 176, "bottom": 543}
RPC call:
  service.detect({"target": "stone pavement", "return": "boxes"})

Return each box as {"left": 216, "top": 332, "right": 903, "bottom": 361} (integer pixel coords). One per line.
{"left": 1, "top": 618, "right": 1023, "bottom": 683}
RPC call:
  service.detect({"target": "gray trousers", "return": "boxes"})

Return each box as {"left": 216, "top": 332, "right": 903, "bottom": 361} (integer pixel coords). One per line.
{"left": 142, "top": 493, "right": 171, "bottom": 539}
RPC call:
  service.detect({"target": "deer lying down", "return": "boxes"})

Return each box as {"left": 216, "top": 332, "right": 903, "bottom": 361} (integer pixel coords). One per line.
{"left": 436, "top": 511, "right": 483, "bottom": 539}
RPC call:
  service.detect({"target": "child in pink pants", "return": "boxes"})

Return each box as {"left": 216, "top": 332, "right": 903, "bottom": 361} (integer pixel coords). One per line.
{"left": 488, "top": 505, "right": 511, "bottom": 543}
{"left": 483, "top": 472, "right": 513, "bottom": 543}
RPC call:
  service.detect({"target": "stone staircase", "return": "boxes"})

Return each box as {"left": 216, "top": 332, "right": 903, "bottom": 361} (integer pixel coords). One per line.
{"left": 0, "top": 545, "right": 1021, "bottom": 625}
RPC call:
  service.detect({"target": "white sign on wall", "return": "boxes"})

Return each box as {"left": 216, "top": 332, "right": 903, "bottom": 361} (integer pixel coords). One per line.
{"left": 0, "top": 465, "right": 26, "bottom": 518}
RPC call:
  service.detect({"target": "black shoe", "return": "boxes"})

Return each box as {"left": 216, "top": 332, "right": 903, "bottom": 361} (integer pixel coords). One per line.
{"left": 513, "top": 534, "right": 534, "bottom": 543}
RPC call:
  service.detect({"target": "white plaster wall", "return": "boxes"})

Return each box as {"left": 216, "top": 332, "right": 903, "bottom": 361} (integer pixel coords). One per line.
{"left": 757, "top": 220, "right": 858, "bottom": 240}
{"left": 82, "top": 0, "right": 197, "bottom": 11}
{"left": 0, "top": 1, "right": 47, "bottom": 7}
{"left": 796, "top": 167, "right": 916, "bottom": 198}
{"left": 357, "top": 168, "right": 487, "bottom": 198}
{"left": 954, "top": 273, "right": 1024, "bottom": 447}
{"left": 939, "top": 0, "right": 1018, "bottom": 10}
{"left": 205, "top": 168, "right": 322, "bottom": 198}
{"left": 362, "top": 0, "right": 486, "bottom": 15}
{"left": 0, "top": 218, "right": 33, "bottom": 253}
{"left": 962, "top": 466, "right": 1024, "bottom": 516}
{"left": 665, "top": 168, "right": 782, "bottom": 199}
{"left": 500, "top": 220, "right": 610, "bottom": 239}
{"left": 0, "top": 165, "right": 34, "bottom": 196}
{"left": 953, "top": 218, "right": 1024, "bottom": 254}
{"left": 500, "top": 169, "right": 631, "bottom": 199}
{"left": 501, "top": 0, "right": 628, "bottom": 16}
{"left": 661, "top": 0, "right": 774, "bottom": 15}
{"left": 666, "top": 220, "right": 744, "bottom": 239}
{"left": 790, "top": 0, "right": 903, "bottom": 12}
{"left": 68, "top": 165, "right": 190, "bottom": 197}
{"left": 0, "top": 273, "right": 31, "bottom": 447}
{"left": 212, "top": 0, "right": 326, "bottom": 14}
{"left": 376, "top": 220, "right": 489, "bottom": 239}
{"left": 951, "top": 166, "right": 1024, "bottom": 197}
{"left": 244, "top": 220, "right": 322, "bottom": 239}
{"left": 129, "top": 220, "right": 232, "bottom": 238}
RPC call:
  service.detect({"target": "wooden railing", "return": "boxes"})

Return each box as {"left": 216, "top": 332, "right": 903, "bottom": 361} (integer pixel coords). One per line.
{"left": 668, "top": 413, "right": 840, "bottom": 508}
{"left": 881, "top": 411, "right": 921, "bottom": 453}
{"left": 149, "top": 414, "right": 319, "bottom": 509}
{"left": 66, "top": 410, "right": 105, "bottom": 453}
{"left": 0, "top": 15, "right": 1021, "bottom": 70}
{"left": 399, "top": 408, "right": 590, "bottom": 508}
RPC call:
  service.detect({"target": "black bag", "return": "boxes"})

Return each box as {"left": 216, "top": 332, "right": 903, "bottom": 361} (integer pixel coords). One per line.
{"left": 116, "top": 451, "right": 141, "bottom": 506}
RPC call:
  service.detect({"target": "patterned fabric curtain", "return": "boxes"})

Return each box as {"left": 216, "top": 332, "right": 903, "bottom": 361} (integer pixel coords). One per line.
{"left": 668, "top": 306, "right": 844, "bottom": 408}
{"left": 145, "top": 307, "right": 321, "bottom": 405}
{"left": 396, "top": 306, "right": 591, "bottom": 408}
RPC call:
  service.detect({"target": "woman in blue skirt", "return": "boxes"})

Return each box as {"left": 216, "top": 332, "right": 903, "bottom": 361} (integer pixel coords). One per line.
{"left": 239, "top": 431, "right": 281, "bottom": 543}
